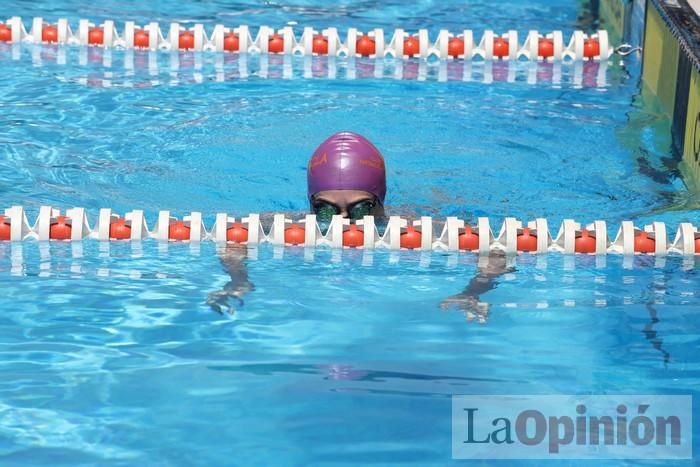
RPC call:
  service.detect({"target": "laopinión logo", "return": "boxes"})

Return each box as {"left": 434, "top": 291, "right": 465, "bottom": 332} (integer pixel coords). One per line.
{"left": 452, "top": 395, "right": 692, "bottom": 459}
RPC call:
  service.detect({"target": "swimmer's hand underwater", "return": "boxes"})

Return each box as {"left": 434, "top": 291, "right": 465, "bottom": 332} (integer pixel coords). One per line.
{"left": 206, "top": 245, "right": 254, "bottom": 315}
{"left": 206, "top": 282, "right": 254, "bottom": 315}
{"left": 439, "top": 253, "right": 514, "bottom": 324}
{"left": 440, "top": 294, "right": 490, "bottom": 324}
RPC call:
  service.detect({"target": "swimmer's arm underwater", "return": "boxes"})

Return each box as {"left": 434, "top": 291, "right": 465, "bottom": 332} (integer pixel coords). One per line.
{"left": 440, "top": 252, "right": 514, "bottom": 323}
{"left": 206, "top": 245, "right": 254, "bottom": 315}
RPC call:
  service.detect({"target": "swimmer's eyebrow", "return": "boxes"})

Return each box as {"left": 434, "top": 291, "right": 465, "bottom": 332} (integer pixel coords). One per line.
{"left": 347, "top": 196, "right": 375, "bottom": 204}
{"left": 312, "top": 196, "right": 334, "bottom": 204}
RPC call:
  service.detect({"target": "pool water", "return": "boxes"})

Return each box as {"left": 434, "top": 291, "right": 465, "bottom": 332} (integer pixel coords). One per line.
{"left": 1, "top": 0, "right": 699, "bottom": 465}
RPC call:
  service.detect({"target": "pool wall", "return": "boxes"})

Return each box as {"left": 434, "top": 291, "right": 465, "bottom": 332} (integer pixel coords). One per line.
{"left": 638, "top": 0, "right": 700, "bottom": 189}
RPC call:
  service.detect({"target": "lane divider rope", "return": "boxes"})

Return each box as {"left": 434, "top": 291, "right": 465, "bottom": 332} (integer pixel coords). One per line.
{"left": 0, "top": 16, "right": 615, "bottom": 61}
{"left": 1, "top": 206, "right": 698, "bottom": 255}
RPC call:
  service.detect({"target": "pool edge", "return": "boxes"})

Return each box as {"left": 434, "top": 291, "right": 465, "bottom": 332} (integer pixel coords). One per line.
{"left": 640, "top": 0, "right": 700, "bottom": 189}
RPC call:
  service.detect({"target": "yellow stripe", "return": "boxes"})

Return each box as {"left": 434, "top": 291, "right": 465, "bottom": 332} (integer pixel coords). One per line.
{"left": 642, "top": 0, "right": 679, "bottom": 118}
{"left": 682, "top": 67, "right": 700, "bottom": 190}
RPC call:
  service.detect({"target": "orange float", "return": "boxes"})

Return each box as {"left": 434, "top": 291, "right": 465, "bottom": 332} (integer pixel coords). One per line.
{"left": 356, "top": 35, "right": 375, "bottom": 56}
{"left": 312, "top": 34, "right": 328, "bottom": 54}
{"left": 109, "top": 218, "right": 131, "bottom": 240}
{"left": 634, "top": 232, "right": 655, "bottom": 253}
{"left": 42, "top": 25, "right": 58, "bottom": 43}
{"left": 448, "top": 37, "right": 464, "bottom": 58}
{"left": 133, "top": 29, "right": 150, "bottom": 48}
{"left": 538, "top": 38, "right": 554, "bottom": 58}
{"left": 179, "top": 30, "right": 195, "bottom": 50}
{"left": 88, "top": 27, "right": 104, "bottom": 45}
{"left": 517, "top": 228, "right": 537, "bottom": 252}
{"left": 0, "top": 215, "right": 10, "bottom": 240}
{"left": 493, "top": 37, "right": 509, "bottom": 58}
{"left": 403, "top": 36, "right": 419, "bottom": 56}
{"left": 458, "top": 226, "right": 479, "bottom": 251}
{"left": 574, "top": 229, "right": 596, "bottom": 253}
{"left": 168, "top": 221, "right": 190, "bottom": 241}
{"left": 284, "top": 224, "right": 306, "bottom": 245}
{"left": 400, "top": 225, "right": 422, "bottom": 249}
{"left": 0, "top": 23, "right": 12, "bottom": 42}
{"left": 342, "top": 224, "right": 364, "bottom": 248}
{"left": 223, "top": 31, "right": 239, "bottom": 51}
{"left": 583, "top": 39, "right": 600, "bottom": 58}
{"left": 50, "top": 216, "right": 72, "bottom": 240}
{"left": 226, "top": 222, "right": 249, "bottom": 243}
{"left": 268, "top": 33, "right": 284, "bottom": 53}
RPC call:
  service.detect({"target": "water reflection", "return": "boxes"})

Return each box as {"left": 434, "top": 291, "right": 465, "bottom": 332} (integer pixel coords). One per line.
{"left": 2, "top": 242, "right": 698, "bottom": 318}
{"left": 0, "top": 43, "right": 611, "bottom": 89}
{"left": 209, "top": 244, "right": 514, "bottom": 322}
{"left": 0, "top": 241, "right": 697, "bottom": 370}
{"left": 644, "top": 302, "right": 671, "bottom": 366}
{"left": 204, "top": 242, "right": 698, "bottom": 335}
{"left": 208, "top": 362, "right": 509, "bottom": 385}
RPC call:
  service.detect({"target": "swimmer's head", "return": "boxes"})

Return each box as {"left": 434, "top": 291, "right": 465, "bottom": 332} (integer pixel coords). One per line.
{"left": 307, "top": 131, "right": 387, "bottom": 209}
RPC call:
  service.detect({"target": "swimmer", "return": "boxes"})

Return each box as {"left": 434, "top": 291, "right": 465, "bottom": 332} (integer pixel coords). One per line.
{"left": 207, "top": 132, "right": 384, "bottom": 313}
{"left": 207, "top": 131, "right": 510, "bottom": 322}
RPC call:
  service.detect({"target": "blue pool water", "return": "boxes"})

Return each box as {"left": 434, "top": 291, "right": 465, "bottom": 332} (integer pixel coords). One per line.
{"left": 1, "top": 0, "right": 700, "bottom": 465}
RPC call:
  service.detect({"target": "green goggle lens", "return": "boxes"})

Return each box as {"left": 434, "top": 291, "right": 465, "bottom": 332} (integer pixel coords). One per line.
{"left": 313, "top": 203, "right": 338, "bottom": 222}
{"left": 348, "top": 200, "right": 375, "bottom": 220}
{"left": 312, "top": 199, "right": 377, "bottom": 221}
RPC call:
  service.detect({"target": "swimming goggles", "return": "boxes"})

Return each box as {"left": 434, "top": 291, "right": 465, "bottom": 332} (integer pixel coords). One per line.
{"left": 312, "top": 198, "right": 378, "bottom": 222}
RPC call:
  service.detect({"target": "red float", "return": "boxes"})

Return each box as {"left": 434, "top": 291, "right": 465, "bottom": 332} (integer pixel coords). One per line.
{"left": 268, "top": 33, "right": 284, "bottom": 53}
{"left": 226, "top": 222, "right": 249, "bottom": 243}
{"left": 109, "top": 218, "right": 131, "bottom": 240}
{"left": 133, "top": 29, "right": 150, "bottom": 48}
{"left": 634, "top": 232, "right": 655, "bottom": 253}
{"left": 42, "top": 25, "right": 59, "bottom": 43}
{"left": 0, "top": 215, "right": 10, "bottom": 240}
{"left": 50, "top": 216, "right": 72, "bottom": 240}
{"left": 223, "top": 31, "right": 239, "bottom": 51}
{"left": 574, "top": 229, "right": 596, "bottom": 253}
{"left": 356, "top": 35, "right": 375, "bottom": 56}
{"left": 448, "top": 37, "right": 464, "bottom": 58}
{"left": 400, "top": 225, "right": 422, "bottom": 249}
{"left": 517, "top": 228, "right": 538, "bottom": 252}
{"left": 169, "top": 221, "right": 190, "bottom": 241}
{"left": 695, "top": 235, "right": 700, "bottom": 254}
{"left": 0, "top": 23, "right": 12, "bottom": 42}
{"left": 458, "top": 226, "right": 479, "bottom": 251}
{"left": 342, "top": 224, "right": 364, "bottom": 248}
{"left": 179, "top": 30, "right": 195, "bottom": 50}
{"left": 538, "top": 38, "right": 554, "bottom": 58}
{"left": 88, "top": 27, "right": 104, "bottom": 45}
{"left": 284, "top": 224, "right": 306, "bottom": 245}
{"left": 493, "top": 37, "right": 509, "bottom": 58}
{"left": 583, "top": 39, "right": 600, "bottom": 59}
{"left": 403, "top": 36, "right": 419, "bottom": 56}
{"left": 312, "top": 34, "right": 328, "bottom": 54}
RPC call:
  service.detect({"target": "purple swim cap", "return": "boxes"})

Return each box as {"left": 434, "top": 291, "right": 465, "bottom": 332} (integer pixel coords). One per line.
{"left": 307, "top": 132, "right": 387, "bottom": 203}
